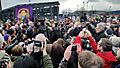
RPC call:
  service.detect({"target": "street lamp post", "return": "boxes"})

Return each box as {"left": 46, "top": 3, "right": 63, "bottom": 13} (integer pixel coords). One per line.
{"left": 83, "top": 1, "right": 89, "bottom": 11}
{"left": 83, "top": 1, "right": 85, "bottom": 10}
{"left": 109, "top": 6, "right": 112, "bottom": 15}
{"left": 87, "top": 1, "right": 88, "bottom": 11}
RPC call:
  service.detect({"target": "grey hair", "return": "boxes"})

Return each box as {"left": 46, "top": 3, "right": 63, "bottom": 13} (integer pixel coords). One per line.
{"left": 96, "top": 23, "right": 106, "bottom": 31}
{"left": 109, "top": 36, "right": 120, "bottom": 47}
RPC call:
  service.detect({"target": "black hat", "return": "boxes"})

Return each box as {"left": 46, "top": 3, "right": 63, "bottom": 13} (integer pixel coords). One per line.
{"left": 7, "top": 29, "right": 14, "bottom": 35}
{"left": 104, "top": 28, "right": 113, "bottom": 36}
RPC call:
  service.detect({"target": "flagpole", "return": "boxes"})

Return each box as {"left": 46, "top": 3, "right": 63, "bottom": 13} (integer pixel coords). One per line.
{"left": 29, "top": 0, "right": 31, "bottom": 2}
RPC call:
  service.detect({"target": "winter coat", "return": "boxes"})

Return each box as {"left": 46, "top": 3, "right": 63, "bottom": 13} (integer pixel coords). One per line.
{"left": 97, "top": 51, "right": 117, "bottom": 68}
{"left": 74, "top": 36, "right": 98, "bottom": 53}
{"left": 94, "top": 31, "right": 106, "bottom": 42}
{"left": 74, "top": 36, "right": 118, "bottom": 68}
{"left": 50, "top": 43, "right": 64, "bottom": 68}
{"left": 43, "top": 55, "right": 53, "bottom": 68}
{"left": 31, "top": 52, "right": 53, "bottom": 68}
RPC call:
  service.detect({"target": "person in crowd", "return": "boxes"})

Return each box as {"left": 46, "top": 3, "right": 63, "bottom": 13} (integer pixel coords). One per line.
{"left": 74, "top": 28, "right": 98, "bottom": 53}
{"left": 97, "top": 38, "right": 118, "bottom": 68}
{"left": 59, "top": 36, "right": 80, "bottom": 68}
{"left": 110, "top": 24, "right": 119, "bottom": 36}
{"left": 86, "top": 18, "right": 97, "bottom": 35}
{"left": 63, "top": 36, "right": 81, "bottom": 61}
{"left": 72, "top": 28, "right": 119, "bottom": 68}
{"left": 104, "top": 28, "right": 114, "bottom": 39}
{"left": 109, "top": 36, "right": 120, "bottom": 68}
{"left": 80, "top": 13, "right": 87, "bottom": 22}
{"left": 38, "top": 18, "right": 50, "bottom": 38}
{"left": 0, "top": 33, "right": 4, "bottom": 49}
{"left": 13, "top": 55, "right": 39, "bottom": 68}
{"left": 7, "top": 28, "right": 16, "bottom": 43}
{"left": 88, "top": 17, "right": 98, "bottom": 27}
{"left": 76, "top": 28, "right": 119, "bottom": 68}
{"left": 2, "top": 24, "right": 9, "bottom": 32}
{"left": 50, "top": 38, "right": 65, "bottom": 68}
{"left": 78, "top": 51, "right": 104, "bottom": 68}
{"left": 112, "top": 19, "right": 118, "bottom": 24}
{"left": 3, "top": 34, "right": 12, "bottom": 48}
{"left": 27, "top": 33, "right": 53, "bottom": 68}
{"left": 10, "top": 42, "right": 25, "bottom": 62}
{"left": 11, "top": 44, "right": 24, "bottom": 56}
{"left": 0, "top": 50, "right": 12, "bottom": 68}
{"left": 109, "top": 36, "right": 120, "bottom": 55}
{"left": 94, "top": 23, "right": 106, "bottom": 42}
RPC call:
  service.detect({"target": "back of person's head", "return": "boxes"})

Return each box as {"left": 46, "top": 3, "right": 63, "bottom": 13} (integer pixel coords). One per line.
{"left": 52, "top": 41, "right": 64, "bottom": 55}
{"left": 109, "top": 36, "right": 120, "bottom": 47}
{"left": 7, "top": 29, "right": 14, "bottom": 35}
{"left": 98, "top": 38, "right": 113, "bottom": 51}
{"left": 54, "top": 38, "right": 65, "bottom": 46}
{"left": 78, "top": 51, "right": 103, "bottom": 68}
{"left": 51, "top": 39, "right": 65, "bottom": 68}
{"left": 104, "top": 28, "right": 113, "bottom": 37}
{"left": 11, "top": 45, "right": 24, "bottom": 56}
{"left": 109, "top": 36, "right": 120, "bottom": 55}
{"left": 13, "top": 55, "right": 38, "bottom": 68}
{"left": 52, "top": 39, "right": 65, "bottom": 52}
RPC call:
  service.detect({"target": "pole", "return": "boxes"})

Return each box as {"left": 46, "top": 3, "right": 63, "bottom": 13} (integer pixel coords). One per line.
{"left": 87, "top": 1, "right": 88, "bottom": 11}
{"left": 91, "top": 5, "right": 93, "bottom": 11}
{"left": 29, "top": 0, "right": 31, "bottom": 2}
{"left": 109, "top": 6, "right": 111, "bottom": 15}
{"left": 77, "top": 5, "right": 79, "bottom": 11}
{"left": 83, "top": 1, "right": 85, "bottom": 9}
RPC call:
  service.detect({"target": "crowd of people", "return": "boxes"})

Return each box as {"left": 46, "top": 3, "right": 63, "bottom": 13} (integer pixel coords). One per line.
{"left": 0, "top": 13, "right": 120, "bottom": 68}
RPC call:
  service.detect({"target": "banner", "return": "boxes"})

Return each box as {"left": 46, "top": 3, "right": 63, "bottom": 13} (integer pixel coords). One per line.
{"left": 15, "top": 6, "right": 33, "bottom": 21}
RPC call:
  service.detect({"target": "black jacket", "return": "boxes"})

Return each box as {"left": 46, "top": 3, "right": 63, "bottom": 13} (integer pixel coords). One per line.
{"left": 94, "top": 31, "right": 106, "bottom": 42}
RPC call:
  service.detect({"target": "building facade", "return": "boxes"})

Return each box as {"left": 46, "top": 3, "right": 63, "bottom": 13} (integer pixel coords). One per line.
{"left": 0, "top": 1, "right": 60, "bottom": 21}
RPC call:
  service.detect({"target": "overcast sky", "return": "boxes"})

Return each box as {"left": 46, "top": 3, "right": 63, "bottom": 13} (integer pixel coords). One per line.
{"left": 1, "top": 0, "right": 120, "bottom": 13}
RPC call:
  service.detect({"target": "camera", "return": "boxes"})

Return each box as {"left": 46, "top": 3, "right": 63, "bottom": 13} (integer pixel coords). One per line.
{"left": 0, "top": 60, "right": 7, "bottom": 68}
{"left": 81, "top": 38, "right": 92, "bottom": 51}
{"left": 25, "top": 40, "right": 42, "bottom": 47}
{"left": 71, "top": 46, "right": 77, "bottom": 51}
{"left": 33, "top": 40, "right": 42, "bottom": 47}
{"left": 0, "top": 58, "right": 9, "bottom": 68}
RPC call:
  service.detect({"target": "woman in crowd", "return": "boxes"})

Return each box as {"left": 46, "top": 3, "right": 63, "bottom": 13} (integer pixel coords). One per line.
{"left": 50, "top": 38, "right": 65, "bottom": 68}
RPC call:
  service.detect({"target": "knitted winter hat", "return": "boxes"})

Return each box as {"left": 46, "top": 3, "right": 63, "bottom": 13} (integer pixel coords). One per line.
{"left": 4, "top": 34, "right": 10, "bottom": 41}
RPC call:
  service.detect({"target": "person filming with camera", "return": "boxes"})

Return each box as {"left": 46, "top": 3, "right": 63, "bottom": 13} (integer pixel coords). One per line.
{"left": 13, "top": 33, "right": 53, "bottom": 68}
{"left": 74, "top": 28, "right": 98, "bottom": 53}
